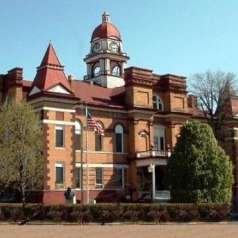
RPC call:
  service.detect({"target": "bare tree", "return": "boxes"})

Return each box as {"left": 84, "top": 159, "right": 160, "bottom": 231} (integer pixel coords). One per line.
{"left": 190, "top": 70, "right": 237, "bottom": 138}
{"left": 0, "top": 101, "right": 43, "bottom": 208}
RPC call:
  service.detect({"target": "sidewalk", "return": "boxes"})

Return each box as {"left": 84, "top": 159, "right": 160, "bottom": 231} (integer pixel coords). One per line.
{"left": 1, "top": 224, "right": 238, "bottom": 238}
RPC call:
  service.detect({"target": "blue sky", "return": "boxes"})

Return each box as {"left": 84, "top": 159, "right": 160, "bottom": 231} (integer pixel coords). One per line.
{"left": 0, "top": 0, "right": 238, "bottom": 80}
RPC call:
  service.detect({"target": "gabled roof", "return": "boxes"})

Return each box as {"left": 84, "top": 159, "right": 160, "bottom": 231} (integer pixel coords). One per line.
{"left": 29, "top": 43, "right": 73, "bottom": 96}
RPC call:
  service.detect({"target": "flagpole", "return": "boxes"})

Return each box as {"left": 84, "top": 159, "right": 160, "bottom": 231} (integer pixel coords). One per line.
{"left": 85, "top": 103, "right": 89, "bottom": 204}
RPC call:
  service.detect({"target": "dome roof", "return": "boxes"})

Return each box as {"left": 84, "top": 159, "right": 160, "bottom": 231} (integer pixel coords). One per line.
{"left": 91, "top": 12, "right": 121, "bottom": 42}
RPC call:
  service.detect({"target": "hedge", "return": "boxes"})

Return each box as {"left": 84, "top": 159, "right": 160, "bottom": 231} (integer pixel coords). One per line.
{"left": 0, "top": 203, "right": 231, "bottom": 223}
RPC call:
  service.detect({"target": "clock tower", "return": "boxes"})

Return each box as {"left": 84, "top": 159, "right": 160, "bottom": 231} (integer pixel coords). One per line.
{"left": 84, "top": 12, "right": 129, "bottom": 88}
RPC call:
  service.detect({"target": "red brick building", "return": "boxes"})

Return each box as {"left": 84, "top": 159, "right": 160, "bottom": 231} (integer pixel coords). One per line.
{"left": 0, "top": 12, "right": 236, "bottom": 204}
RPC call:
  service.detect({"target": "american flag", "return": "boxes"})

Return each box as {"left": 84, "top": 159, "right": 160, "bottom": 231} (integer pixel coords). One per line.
{"left": 87, "top": 111, "right": 104, "bottom": 135}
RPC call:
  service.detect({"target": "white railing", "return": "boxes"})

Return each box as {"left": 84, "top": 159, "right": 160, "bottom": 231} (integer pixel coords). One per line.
{"left": 155, "top": 190, "right": 171, "bottom": 201}
{"left": 136, "top": 150, "right": 171, "bottom": 158}
{"left": 138, "top": 190, "right": 171, "bottom": 201}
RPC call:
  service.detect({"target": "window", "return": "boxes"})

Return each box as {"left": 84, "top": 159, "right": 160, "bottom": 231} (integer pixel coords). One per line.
{"left": 115, "top": 124, "right": 124, "bottom": 152}
{"left": 75, "top": 121, "right": 82, "bottom": 150}
{"left": 75, "top": 167, "right": 81, "bottom": 188}
{"left": 93, "top": 66, "right": 101, "bottom": 77}
{"left": 112, "top": 65, "right": 121, "bottom": 76}
{"left": 95, "top": 122, "right": 104, "bottom": 151}
{"left": 153, "top": 95, "right": 164, "bottom": 111}
{"left": 114, "top": 168, "right": 124, "bottom": 187}
{"left": 154, "top": 125, "right": 165, "bottom": 151}
{"left": 55, "top": 162, "right": 64, "bottom": 185}
{"left": 96, "top": 167, "right": 103, "bottom": 188}
{"left": 55, "top": 125, "right": 64, "bottom": 148}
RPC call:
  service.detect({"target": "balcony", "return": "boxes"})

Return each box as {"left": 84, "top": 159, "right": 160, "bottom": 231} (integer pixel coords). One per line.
{"left": 136, "top": 149, "right": 171, "bottom": 159}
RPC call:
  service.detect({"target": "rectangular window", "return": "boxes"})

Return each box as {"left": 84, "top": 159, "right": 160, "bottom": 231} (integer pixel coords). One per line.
{"left": 75, "top": 134, "right": 81, "bottom": 150}
{"left": 55, "top": 162, "right": 64, "bottom": 185}
{"left": 154, "top": 136, "right": 165, "bottom": 151}
{"left": 75, "top": 167, "right": 81, "bottom": 188}
{"left": 56, "top": 125, "right": 64, "bottom": 148}
{"left": 95, "top": 133, "right": 102, "bottom": 151}
{"left": 95, "top": 167, "right": 103, "bottom": 188}
{"left": 152, "top": 96, "right": 157, "bottom": 109}
{"left": 115, "top": 133, "right": 123, "bottom": 152}
{"left": 154, "top": 136, "right": 159, "bottom": 150}
{"left": 160, "top": 137, "right": 164, "bottom": 150}
{"left": 114, "top": 168, "right": 123, "bottom": 187}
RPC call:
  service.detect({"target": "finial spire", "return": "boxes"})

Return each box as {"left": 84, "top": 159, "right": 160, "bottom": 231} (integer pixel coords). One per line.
{"left": 102, "top": 12, "right": 110, "bottom": 23}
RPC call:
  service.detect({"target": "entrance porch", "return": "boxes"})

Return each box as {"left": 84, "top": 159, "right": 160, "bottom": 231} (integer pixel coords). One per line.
{"left": 136, "top": 158, "right": 171, "bottom": 202}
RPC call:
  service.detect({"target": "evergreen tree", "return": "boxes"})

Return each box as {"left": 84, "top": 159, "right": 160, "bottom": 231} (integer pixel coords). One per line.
{"left": 167, "top": 120, "right": 233, "bottom": 203}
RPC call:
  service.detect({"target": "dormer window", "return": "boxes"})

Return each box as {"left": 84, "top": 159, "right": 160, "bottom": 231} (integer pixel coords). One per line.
{"left": 112, "top": 65, "right": 121, "bottom": 77}
{"left": 153, "top": 95, "right": 164, "bottom": 111}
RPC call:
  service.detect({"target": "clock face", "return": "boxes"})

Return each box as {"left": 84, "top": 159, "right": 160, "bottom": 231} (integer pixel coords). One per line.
{"left": 93, "top": 42, "right": 101, "bottom": 53}
{"left": 109, "top": 41, "right": 119, "bottom": 53}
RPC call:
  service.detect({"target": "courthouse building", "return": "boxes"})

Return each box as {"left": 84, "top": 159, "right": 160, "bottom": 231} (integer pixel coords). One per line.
{"left": 1, "top": 13, "right": 237, "bottom": 204}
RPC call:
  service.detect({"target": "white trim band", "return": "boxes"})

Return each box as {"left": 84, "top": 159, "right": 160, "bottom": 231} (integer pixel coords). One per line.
{"left": 35, "top": 107, "right": 75, "bottom": 113}
{"left": 75, "top": 163, "right": 129, "bottom": 168}
{"left": 42, "top": 119, "right": 75, "bottom": 126}
{"left": 76, "top": 150, "right": 128, "bottom": 155}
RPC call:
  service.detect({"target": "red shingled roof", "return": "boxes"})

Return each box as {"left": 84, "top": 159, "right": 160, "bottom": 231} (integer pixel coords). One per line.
{"left": 91, "top": 22, "right": 121, "bottom": 42}
{"left": 22, "top": 80, "right": 32, "bottom": 88}
{"left": 30, "top": 43, "right": 72, "bottom": 94}
{"left": 71, "top": 80, "right": 125, "bottom": 108}
{"left": 40, "top": 43, "right": 62, "bottom": 67}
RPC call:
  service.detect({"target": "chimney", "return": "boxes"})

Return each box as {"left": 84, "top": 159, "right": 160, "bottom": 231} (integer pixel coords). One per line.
{"left": 7, "top": 67, "right": 23, "bottom": 83}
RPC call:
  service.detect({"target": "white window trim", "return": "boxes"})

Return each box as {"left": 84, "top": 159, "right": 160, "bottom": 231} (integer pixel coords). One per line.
{"left": 55, "top": 125, "right": 65, "bottom": 148}
{"left": 115, "top": 124, "right": 124, "bottom": 153}
{"left": 95, "top": 167, "right": 104, "bottom": 189}
{"left": 74, "top": 167, "right": 81, "bottom": 189}
{"left": 154, "top": 125, "right": 165, "bottom": 151}
{"left": 55, "top": 162, "right": 65, "bottom": 186}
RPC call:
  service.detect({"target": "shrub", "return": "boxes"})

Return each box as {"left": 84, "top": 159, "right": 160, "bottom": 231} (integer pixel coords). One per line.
{"left": 0, "top": 203, "right": 231, "bottom": 223}
{"left": 0, "top": 208, "right": 4, "bottom": 220}
{"left": 46, "top": 206, "right": 64, "bottom": 222}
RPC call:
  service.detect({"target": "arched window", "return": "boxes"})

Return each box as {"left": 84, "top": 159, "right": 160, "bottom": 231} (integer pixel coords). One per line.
{"left": 75, "top": 120, "right": 82, "bottom": 150}
{"left": 93, "top": 66, "right": 101, "bottom": 77}
{"left": 153, "top": 95, "right": 164, "bottom": 111}
{"left": 112, "top": 65, "right": 121, "bottom": 77}
{"left": 115, "top": 124, "right": 124, "bottom": 153}
{"left": 95, "top": 122, "right": 104, "bottom": 151}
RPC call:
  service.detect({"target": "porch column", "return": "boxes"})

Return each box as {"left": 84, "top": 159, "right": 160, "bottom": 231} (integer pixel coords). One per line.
{"left": 152, "top": 164, "right": 156, "bottom": 200}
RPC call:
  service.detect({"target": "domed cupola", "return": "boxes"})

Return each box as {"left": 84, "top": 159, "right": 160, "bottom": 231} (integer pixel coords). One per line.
{"left": 91, "top": 13, "right": 121, "bottom": 42}
{"left": 84, "top": 12, "right": 129, "bottom": 88}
